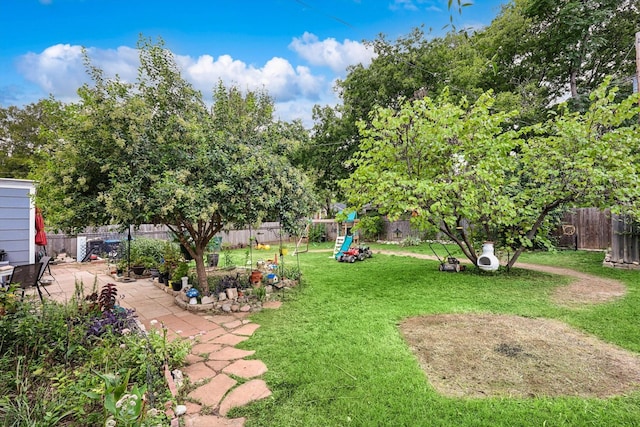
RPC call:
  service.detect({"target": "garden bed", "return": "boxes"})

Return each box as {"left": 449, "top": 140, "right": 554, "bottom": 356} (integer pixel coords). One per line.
{"left": 151, "top": 267, "right": 297, "bottom": 313}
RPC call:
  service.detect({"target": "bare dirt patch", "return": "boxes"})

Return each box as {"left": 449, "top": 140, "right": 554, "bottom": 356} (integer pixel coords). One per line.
{"left": 515, "top": 263, "right": 627, "bottom": 307}
{"left": 400, "top": 313, "right": 640, "bottom": 398}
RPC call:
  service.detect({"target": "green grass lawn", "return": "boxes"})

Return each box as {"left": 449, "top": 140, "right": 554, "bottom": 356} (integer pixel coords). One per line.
{"left": 231, "top": 247, "right": 640, "bottom": 426}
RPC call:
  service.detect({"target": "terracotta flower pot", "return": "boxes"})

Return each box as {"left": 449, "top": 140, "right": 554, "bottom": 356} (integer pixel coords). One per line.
{"left": 250, "top": 270, "right": 263, "bottom": 285}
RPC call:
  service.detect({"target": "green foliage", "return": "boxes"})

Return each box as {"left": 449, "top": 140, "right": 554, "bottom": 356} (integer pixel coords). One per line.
{"left": 125, "top": 238, "right": 165, "bottom": 268}
{"left": 0, "top": 284, "right": 19, "bottom": 315}
{"left": 93, "top": 370, "right": 148, "bottom": 426}
{"left": 255, "top": 286, "right": 266, "bottom": 302}
{"left": 160, "top": 240, "right": 181, "bottom": 275}
{"left": 221, "top": 243, "right": 235, "bottom": 268}
{"left": 0, "top": 99, "right": 65, "bottom": 179}
{"left": 280, "top": 265, "right": 302, "bottom": 282}
{"left": 171, "top": 262, "right": 190, "bottom": 283}
{"left": 342, "top": 81, "right": 640, "bottom": 268}
{"left": 33, "top": 37, "right": 315, "bottom": 296}
{"left": 0, "top": 281, "right": 186, "bottom": 425}
{"left": 308, "top": 224, "right": 327, "bottom": 243}
{"left": 356, "top": 213, "right": 385, "bottom": 241}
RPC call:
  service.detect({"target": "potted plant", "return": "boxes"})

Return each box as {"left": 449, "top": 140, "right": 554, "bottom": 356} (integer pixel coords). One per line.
{"left": 171, "top": 262, "right": 189, "bottom": 292}
{"left": 131, "top": 255, "right": 155, "bottom": 276}
{"left": 161, "top": 241, "right": 181, "bottom": 286}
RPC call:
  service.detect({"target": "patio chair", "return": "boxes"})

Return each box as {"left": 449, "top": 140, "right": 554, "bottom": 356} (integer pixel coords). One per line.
{"left": 37, "top": 255, "right": 53, "bottom": 297}
{"left": 9, "top": 262, "right": 44, "bottom": 301}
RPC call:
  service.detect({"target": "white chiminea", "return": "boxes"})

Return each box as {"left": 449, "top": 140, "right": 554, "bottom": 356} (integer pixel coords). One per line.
{"left": 477, "top": 242, "right": 499, "bottom": 272}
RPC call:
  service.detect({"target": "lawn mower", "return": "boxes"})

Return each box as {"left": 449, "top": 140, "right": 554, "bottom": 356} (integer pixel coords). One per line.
{"left": 429, "top": 242, "right": 463, "bottom": 272}
{"left": 357, "top": 245, "right": 373, "bottom": 260}
{"left": 337, "top": 247, "right": 360, "bottom": 263}
{"left": 337, "top": 245, "right": 373, "bottom": 263}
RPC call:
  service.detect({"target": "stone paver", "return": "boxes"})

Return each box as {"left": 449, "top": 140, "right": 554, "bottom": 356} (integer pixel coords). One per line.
{"left": 198, "top": 327, "right": 227, "bottom": 341}
{"left": 222, "top": 319, "right": 243, "bottom": 329}
{"left": 184, "top": 402, "right": 202, "bottom": 415}
{"left": 212, "top": 333, "right": 250, "bottom": 346}
{"left": 207, "top": 315, "right": 238, "bottom": 324}
{"left": 262, "top": 300, "right": 282, "bottom": 309}
{"left": 222, "top": 359, "right": 268, "bottom": 379}
{"left": 205, "top": 359, "right": 231, "bottom": 372}
{"left": 233, "top": 323, "right": 261, "bottom": 336}
{"left": 188, "top": 373, "right": 237, "bottom": 407}
{"left": 185, "top": 353, "right": 204, "bottom": 365}
{"left": 219, "top": 379, "right": 272, "bottom": 416}
{"left": 182, "top": 362, "right": 217, "bottom": 384}
{"left": 191, "top": 342, "right": 223, "bottom": 355}
{"left": 209, "top": 347, "right": 255, "bottom": 361}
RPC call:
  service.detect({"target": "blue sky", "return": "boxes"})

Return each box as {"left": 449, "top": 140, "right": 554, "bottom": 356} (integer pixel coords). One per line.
{"left": 0, "top": 0, "right": 507, "bottom": 125}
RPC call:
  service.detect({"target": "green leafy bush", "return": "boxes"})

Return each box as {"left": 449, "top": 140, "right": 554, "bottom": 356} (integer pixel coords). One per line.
{"left": 0, "top": 281, "right": 189, "bottom": 426}
{"left": 308, "top": 224, "right": 327, "bottom": 243}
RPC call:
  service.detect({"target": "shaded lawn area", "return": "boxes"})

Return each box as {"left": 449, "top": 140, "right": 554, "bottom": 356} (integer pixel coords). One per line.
{"left": 233, "top": 250, "right": 640, "bottom": 426}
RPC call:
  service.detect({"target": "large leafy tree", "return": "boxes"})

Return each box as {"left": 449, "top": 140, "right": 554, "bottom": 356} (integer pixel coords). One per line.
{"left": 341, "top": 82, "right": 640, "bottom": 268}
{"left": 0, "top": 99, "right": 64, "bottom": 179}
{"left": 307, "top": 0, "right": 637, "bottom": 211}
{"left": 523, "top": 0, "right": 637, "bottom": 101}
{"left": 34, "top": 38, "right": 316, "bottom": 294}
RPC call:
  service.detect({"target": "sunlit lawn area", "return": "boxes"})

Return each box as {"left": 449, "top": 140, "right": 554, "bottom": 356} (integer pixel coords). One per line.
{"left": 230, "top": 246, "right": 640, "bottom": 426}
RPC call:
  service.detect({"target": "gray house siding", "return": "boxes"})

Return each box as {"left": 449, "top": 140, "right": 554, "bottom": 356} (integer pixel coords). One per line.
{"left": 0, "top": 179, "right": 35, "bottom": 265}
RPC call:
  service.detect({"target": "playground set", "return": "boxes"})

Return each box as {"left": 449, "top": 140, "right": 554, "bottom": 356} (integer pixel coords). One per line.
{"left": 333, "top": 212, "right": 373, "bottom": 263}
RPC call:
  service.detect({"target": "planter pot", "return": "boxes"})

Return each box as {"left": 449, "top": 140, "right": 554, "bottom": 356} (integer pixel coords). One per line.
{"left": 208, "top": 253, "right": 219, "bottom": 267}
{"left": 250, "top": 270, "right": 263, "bottom": 285}
{"left": 161, "top": 272, "right": 171, "bottom": 285}
{"left": 171, "top": 281, "right": 182, "bottom": 292}
{"left": 149, "top": 268, "right": 160, "bottom": 278}
{"left": 131, "top": 266, "right": 146, "bottom": 276}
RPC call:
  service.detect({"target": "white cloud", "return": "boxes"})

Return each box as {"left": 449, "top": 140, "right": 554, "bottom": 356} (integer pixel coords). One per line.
{"left": 16, "top": 43, "right": 333, "bottom": 125}
{"left": 178, "top": 53, "right": 325, "bottom": 102}
{"left": 17, "top": 44, "right": 87, "bottom": 101}
{"left": 288, "top": 32, "right": 376, "bottom": 74}
{"left": 17, "top": 44, "right": 139, "bottom": 102}
{"left": 389, "top": 0, "right": 444, "bottom": 12}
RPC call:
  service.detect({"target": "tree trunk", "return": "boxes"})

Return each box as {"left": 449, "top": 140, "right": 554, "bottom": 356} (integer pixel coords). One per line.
{"left": 570, "top": 69, "right": 578, "bottom": 98}
{"left": 166, "top": 220, "right": 222, "bottom": 296}
{"left": 506, "top": 199, "right": 567, "bottom": 269}
{"left": 193, "top": 242, "right": 209, "bottom": 295}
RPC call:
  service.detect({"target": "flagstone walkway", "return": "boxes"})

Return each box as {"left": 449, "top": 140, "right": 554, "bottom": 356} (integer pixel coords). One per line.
{"left": 41, "top": 260, "right": 281, "bottom": 426}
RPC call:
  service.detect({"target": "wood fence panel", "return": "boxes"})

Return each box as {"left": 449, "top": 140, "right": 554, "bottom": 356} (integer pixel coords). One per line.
{"left": 558, "top": 208, "right": 611, "bottom": 250}
{"left": 43, "top": 222, "right": 295, "bottom": 259}
{"left": 610, "top": 214, "right": 640, "bottom": 265}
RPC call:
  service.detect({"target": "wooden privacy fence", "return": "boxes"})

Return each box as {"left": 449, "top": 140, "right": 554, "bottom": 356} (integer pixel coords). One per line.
{"left": 609, "top": 214, "right": 640, "bottom": 266}
{"left": 556, "top": 208, "right": 612, "bottom": 250}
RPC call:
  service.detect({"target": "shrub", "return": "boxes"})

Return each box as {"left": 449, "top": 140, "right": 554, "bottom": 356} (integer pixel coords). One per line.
{"left": 122, "top": 237, "right": 166, "bottom": 268}
{"left": 0, "top": 280, "right": 186, "bottom": 425}
{"left": 308, "top": 224, "right": 327, "bottom": 243}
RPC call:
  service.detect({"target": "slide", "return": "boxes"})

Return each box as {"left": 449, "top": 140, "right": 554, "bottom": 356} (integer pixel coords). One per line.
{"left": 334, "top": 235, "right": 353, "bottom": 260}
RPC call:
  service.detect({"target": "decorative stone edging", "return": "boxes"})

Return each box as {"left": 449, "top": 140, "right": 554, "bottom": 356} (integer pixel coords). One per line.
{"left": 150, "top": 279, "right": 292, "bottom": 313}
